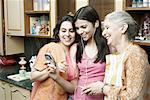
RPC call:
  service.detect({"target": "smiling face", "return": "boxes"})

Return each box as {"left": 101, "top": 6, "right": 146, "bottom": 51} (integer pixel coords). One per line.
{"left": 58, "top": 21, "right": 75, "bottom": 46}
{"left": 102, "top": 18, "right": 122, "bottom": 47}
{"left": 75, "top": 19, "right": 96, "bottom": 41}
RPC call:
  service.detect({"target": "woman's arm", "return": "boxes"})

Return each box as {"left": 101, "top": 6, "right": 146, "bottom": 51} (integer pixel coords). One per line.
{"left": 48, "top": 43, "right": 79, "bottom": 94}
{"left": 30, "top": 44, "right": 55, "bottom": 82}
{"left": 54, "top": 75, "right": 78, "bottom": 94}
{"left": 30, "top": 66, "right": 53, "bottom": 81}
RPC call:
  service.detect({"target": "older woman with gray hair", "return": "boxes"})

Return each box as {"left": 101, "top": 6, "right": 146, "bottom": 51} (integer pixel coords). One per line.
{"left": 82, "top": 11, "right": 150, "bottom": 100}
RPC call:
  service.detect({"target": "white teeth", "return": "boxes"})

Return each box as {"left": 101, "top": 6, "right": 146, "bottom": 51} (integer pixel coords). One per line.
{"left": 105, "top": 35, "right": 110, "bottom": 40}
{"left": 105, "top": 36, "right": 109, "bottom": 39}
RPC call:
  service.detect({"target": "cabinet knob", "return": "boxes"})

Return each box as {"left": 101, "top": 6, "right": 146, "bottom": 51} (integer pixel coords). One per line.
{"left": 1, "top": 81, "right": 6, "bottom": 85}
{"left": 7, "top": 32, "right": 10, "bottom": 34}
{"left": 9, "top": 84, "right": 14, "bottom": 87}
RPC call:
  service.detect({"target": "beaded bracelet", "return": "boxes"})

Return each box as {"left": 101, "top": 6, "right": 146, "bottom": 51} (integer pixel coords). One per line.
{"left": 101, "top": 84, "right": 107, "bottom": 93}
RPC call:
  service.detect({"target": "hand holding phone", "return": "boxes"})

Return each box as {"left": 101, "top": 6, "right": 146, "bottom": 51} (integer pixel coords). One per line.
{"left": 57, "top": 60, "right": 67, "bottom": 73}
{"left": 45, "top": 53, "right": 56, "bottom": 66}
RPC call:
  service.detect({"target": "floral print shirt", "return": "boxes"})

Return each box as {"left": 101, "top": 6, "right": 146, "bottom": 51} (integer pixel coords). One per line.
{"left": 104, "top": 43, "right": 150, "bottom": 100}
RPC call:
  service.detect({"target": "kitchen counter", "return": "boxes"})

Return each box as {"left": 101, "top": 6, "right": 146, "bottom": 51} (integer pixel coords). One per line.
{"left": 0, "top": 64, "right": 32, "bottom": 90}
{"left": 133, "top": 40, "right": 150, "bottom": 46}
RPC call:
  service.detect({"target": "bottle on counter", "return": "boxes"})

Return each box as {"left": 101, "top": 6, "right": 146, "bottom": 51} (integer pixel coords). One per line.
{"left": 19, "top": 57, "right": 27, "bottom": 77}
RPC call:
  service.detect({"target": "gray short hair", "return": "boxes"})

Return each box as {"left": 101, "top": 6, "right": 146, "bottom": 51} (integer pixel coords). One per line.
{"left": 105, "top": 11, "right": 139, "bottom": 40}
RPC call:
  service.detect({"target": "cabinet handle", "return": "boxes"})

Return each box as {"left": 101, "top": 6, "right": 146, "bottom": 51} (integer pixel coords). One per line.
{"left": 9, "top": 84, "right": 14, "bottom": 87}
{"left": 1, "top": 82, "right": 6, "bottom": 85}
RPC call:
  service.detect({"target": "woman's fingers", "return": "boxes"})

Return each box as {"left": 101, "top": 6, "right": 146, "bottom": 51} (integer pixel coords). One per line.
{"left": 43, "top": 62, "right": 57, "bottom": 74}
{"left": 82, "top": 81, "right": 104, "bottom": 95}
{"left": 45, "top": 59, "right": 68, "bottom": 73}
{"left": 44, "top": 60, "right": 51, "bottom": 64}
{"left": 57, "top": 60, "right": 68, "bottom": 73}
{"left": 61, "top": 60, "right": 68, "bottom": 66}
{"left": 48, "top": 66, "right": 56, "bottom": 73}
{"left": 44, "top": 60, "right": 56, "bottom": 70}
{"left": 82, "top": 86, "right": 92, "bottom": 95}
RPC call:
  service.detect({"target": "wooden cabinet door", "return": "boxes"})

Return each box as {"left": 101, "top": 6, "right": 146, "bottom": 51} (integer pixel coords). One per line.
{"left": 4, "top": 0, "right": 25, "bottom": 36}
{"left": 9, "top": 84, "right": 30, "bottom": 100}
{"left": 75, "top": 0, "right": 115, "bottom": 21}
{"left": 0, "top": 0, "right": 4, "bottom": 55}
{"left": 0, "top": 81, "right": 30, "bottom": 100}
{"left": 0, "top": 0, "right": 24, "bottom": 55}
{"left": 4, "top": 36, "right": 24, "bottom": 55}
{"left": 0, "top": 81, "right": 8, "bottom": 100}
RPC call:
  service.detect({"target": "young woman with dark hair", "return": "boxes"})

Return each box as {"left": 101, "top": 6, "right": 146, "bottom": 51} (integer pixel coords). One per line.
{"left": 70, "top": 6, "right": 110, "bottom": 100}
{"left": 30, "top": 15, "right": 80, "bottom": 100}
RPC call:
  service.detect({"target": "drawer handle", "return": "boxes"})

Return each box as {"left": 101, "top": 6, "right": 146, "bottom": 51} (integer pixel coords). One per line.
{"left": 1, "top": 82, "right": 6, "bottom": 85}
{"left": 9, "top": 84, "right": 14, "bottom": 87}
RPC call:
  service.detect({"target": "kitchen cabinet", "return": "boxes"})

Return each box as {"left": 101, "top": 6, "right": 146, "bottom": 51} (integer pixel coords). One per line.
{"left": 89, "top": 0, "right": 115, "bottom": 20}
{"left": 0, "top": 80, "right": 30, "bottom": 100}
{"left": 123, "top": 0, "right": 150, "bottom": 28}
{"left": 9, "top": 84, "right": 30, "bottom": 100}
{"left": 74, "top": 0, "right": 115, "bottom": 21}
{"left": 0, "top": 0, "right": 4, "bottom": 55}
{"left": 124, "top": 0, "right": 150, "bottom": 46}
{"left": 24, "top": 0, "right": 69, "bottom": 38}
{"left": 24, "top": 0, "right": 57, "bottom": 38}
{"left": 0, "top": 81, "right": 7, "bottom": 100}
{"left": 57, "top": 0, "right": 75, "bottom": 20}
{"left": 4, "top": 0, "right": 25, "bottom": 36}
{"left": 0, "top": 0, "right": 24, "bottom": 55}
{"left": 24, "top": 0, "right": 77, "bottom": 38}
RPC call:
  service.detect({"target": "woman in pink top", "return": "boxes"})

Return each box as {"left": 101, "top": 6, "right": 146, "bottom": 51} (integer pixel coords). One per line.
{"left": 70, "top": 6, "right": 110, "bottom": 100}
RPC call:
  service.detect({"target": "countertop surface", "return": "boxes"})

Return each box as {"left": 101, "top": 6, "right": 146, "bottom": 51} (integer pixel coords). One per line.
{"left": 0, "top": 64, "right": 32, "bottom": 90}
{"left": 133, "top": 40, "right": 150, "bottom": 46}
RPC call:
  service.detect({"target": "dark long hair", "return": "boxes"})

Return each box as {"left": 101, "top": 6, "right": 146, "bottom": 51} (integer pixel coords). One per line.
{"left": 74, "top": 6, "right": 109, "bottom": 63}
{"left": 53, "top": 15, "right": 80, "bottom": 44}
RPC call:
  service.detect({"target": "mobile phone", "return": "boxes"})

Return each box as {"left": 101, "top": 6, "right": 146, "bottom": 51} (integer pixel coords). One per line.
{"left": 45, "top": 53, "right": 56, "bottom": 66}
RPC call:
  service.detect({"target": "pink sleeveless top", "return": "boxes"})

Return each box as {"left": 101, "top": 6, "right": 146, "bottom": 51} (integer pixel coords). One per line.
{"left": 66, "top": 50, "right": 78, "bottom": 81}
{"left": 74, "top": 51, "right": 105, "bottom": 100}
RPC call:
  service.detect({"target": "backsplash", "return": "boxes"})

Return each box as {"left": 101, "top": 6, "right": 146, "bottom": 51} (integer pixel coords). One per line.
{"left": 24, "top": 37, "right": 50, "bottom": 61}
